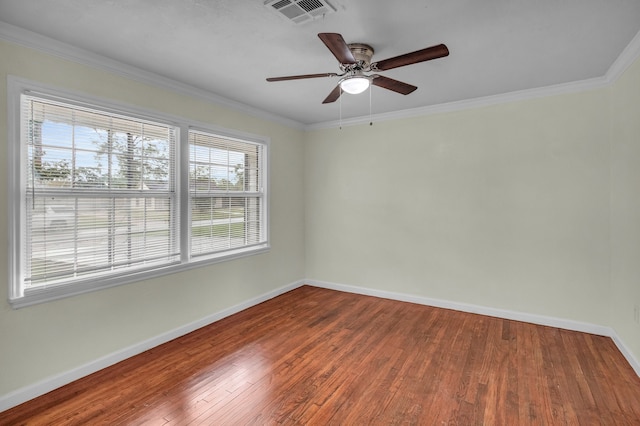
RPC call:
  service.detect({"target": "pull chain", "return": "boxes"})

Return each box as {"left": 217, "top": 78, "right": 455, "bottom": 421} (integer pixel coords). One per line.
{"left": 339, "top": 87, "right": 343, "bottom": 130}
{"left": 369, "top": 83, "right": 373, "bottom": 126}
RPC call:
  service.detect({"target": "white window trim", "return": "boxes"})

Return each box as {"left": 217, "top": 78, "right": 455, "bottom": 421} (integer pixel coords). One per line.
{"left": 7, "top": 76, "right": 270, "bottom": 308}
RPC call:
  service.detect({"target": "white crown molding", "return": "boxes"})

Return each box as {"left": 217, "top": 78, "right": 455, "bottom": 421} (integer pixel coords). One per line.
{"left": 0, "top": 279, "right": 306, "bottom": 412}
{"left": 305, "top": 76, "right": 610, "bottom": 131}
{"left": 306, "top": 279, "right": 640, "bottom": 377}
{"left": 2, "top": 20, "right": 639, "bottom": 132}
{"left": 605, "top": 27, "right": 640, "bottom": 84}
{"left": 306, "top": 27, "right": 640, "bottom": 131}
{"left": 0, "top": 21, "right": 305, "bottom": 131}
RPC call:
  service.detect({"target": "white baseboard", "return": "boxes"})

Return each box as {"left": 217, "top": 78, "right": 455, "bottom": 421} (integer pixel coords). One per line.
{"left": 609, "top": 331, "right": 640, "bottom": 377}
{"left": 306, "top": 279, "right": 640, "bottom": 377}
{"left": 0, "top": 280, "right": 305, "bottom": 412}
{"left": 4, "top": 278, "right": 639, "bottom": 412}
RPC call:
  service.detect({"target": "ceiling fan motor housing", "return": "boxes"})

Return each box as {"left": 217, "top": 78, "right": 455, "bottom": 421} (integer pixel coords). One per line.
{"left": 347, "top": 43, "right": 374, "bottom": 68}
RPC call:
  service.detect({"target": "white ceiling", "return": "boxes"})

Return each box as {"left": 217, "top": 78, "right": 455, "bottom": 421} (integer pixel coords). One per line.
{"left": 1, "top": 0, "right": 639, "bottom": 126}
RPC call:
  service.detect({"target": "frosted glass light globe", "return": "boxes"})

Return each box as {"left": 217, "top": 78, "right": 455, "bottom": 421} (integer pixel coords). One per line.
{"left": 340, "top": 76, "right": 370, "bottom": 94}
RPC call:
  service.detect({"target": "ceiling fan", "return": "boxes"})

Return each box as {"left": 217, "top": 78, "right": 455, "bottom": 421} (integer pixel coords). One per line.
{"left": 266, "top": 33, "right": 449, "bottom": 104}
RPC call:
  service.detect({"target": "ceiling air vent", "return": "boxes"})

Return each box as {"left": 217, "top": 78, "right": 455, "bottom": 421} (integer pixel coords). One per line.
{"left": 265, "top": 0, "right": 336, "bottom": 25}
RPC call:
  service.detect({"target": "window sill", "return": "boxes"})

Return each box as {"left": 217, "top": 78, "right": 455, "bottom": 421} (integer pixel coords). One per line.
{"left": 9, "top": 244, "right": 270, "bottom": 309}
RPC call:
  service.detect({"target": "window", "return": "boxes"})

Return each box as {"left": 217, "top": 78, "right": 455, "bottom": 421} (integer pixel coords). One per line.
{"left": 189, "top": 131, "right": 265, "bottom": 258}
{"left": 8, "top": 78, "right": 269, "bottom": 307}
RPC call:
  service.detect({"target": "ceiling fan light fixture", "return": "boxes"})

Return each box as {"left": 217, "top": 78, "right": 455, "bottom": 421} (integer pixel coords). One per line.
{"left": 340, "top": 75, "right": 370, "bottom": 94}
{"left": 266, "top": 33, "right": 449, "bottom": 104}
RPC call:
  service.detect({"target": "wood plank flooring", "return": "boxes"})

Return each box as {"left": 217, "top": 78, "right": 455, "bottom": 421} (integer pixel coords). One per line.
{"left": 2, "top": 285, "right": 640, "bottom": 425}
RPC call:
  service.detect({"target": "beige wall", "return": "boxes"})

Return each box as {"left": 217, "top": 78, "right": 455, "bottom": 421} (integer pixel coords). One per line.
{"left": 305, "top": 55, "right": 640, "bottom": 365}
{"left": 0, "top": 40, "right": 306, "bottom": 397}
{"left": 305, "top": 89, "right": 612, "bottom": 324}
{"left": 611, "top": 57, "right": 640, "bottom": 360}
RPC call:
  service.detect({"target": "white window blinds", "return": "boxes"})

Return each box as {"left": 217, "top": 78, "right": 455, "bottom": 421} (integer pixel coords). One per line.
{"left": 9, "top": 79, "right": 269, "bottom": 307}
{"left": 189, "top": 130, "right": 265, "bottom": 258}
{"left": 21, "top": 95, "right": 179, "bottom": 289}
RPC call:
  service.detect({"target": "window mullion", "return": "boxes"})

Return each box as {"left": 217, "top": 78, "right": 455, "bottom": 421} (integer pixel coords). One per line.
{"left": 179, "top": 124, "right": 190, "bottom": 264}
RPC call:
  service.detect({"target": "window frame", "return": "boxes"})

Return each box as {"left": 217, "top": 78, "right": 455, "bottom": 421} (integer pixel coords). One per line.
{"left": 7, "top": 77, "right": 270, "bottom": 308}
{"left": 188, "top": 128, "right": 267, "bottom": 259}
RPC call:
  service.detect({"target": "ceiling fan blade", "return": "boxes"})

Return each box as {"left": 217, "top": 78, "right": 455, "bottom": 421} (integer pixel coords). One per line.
{"left": 322, "top": 85, "right": 342, "bottom": 104}
{"left": 267, "top": 73, "right": 338, "bottom": 82}
{"left": 318, "top": 33, "right": 356, "bottom": 64}
{"left": 371, "top": 75, "right": 417, "bottom": 95}
{"left": 372, "top": 44, "right": 449, "bottom": 71}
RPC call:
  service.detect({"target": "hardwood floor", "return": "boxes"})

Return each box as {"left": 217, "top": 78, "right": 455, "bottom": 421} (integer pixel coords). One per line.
{"left": 2, "top": 285, "right": 640, "bottom": 425}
